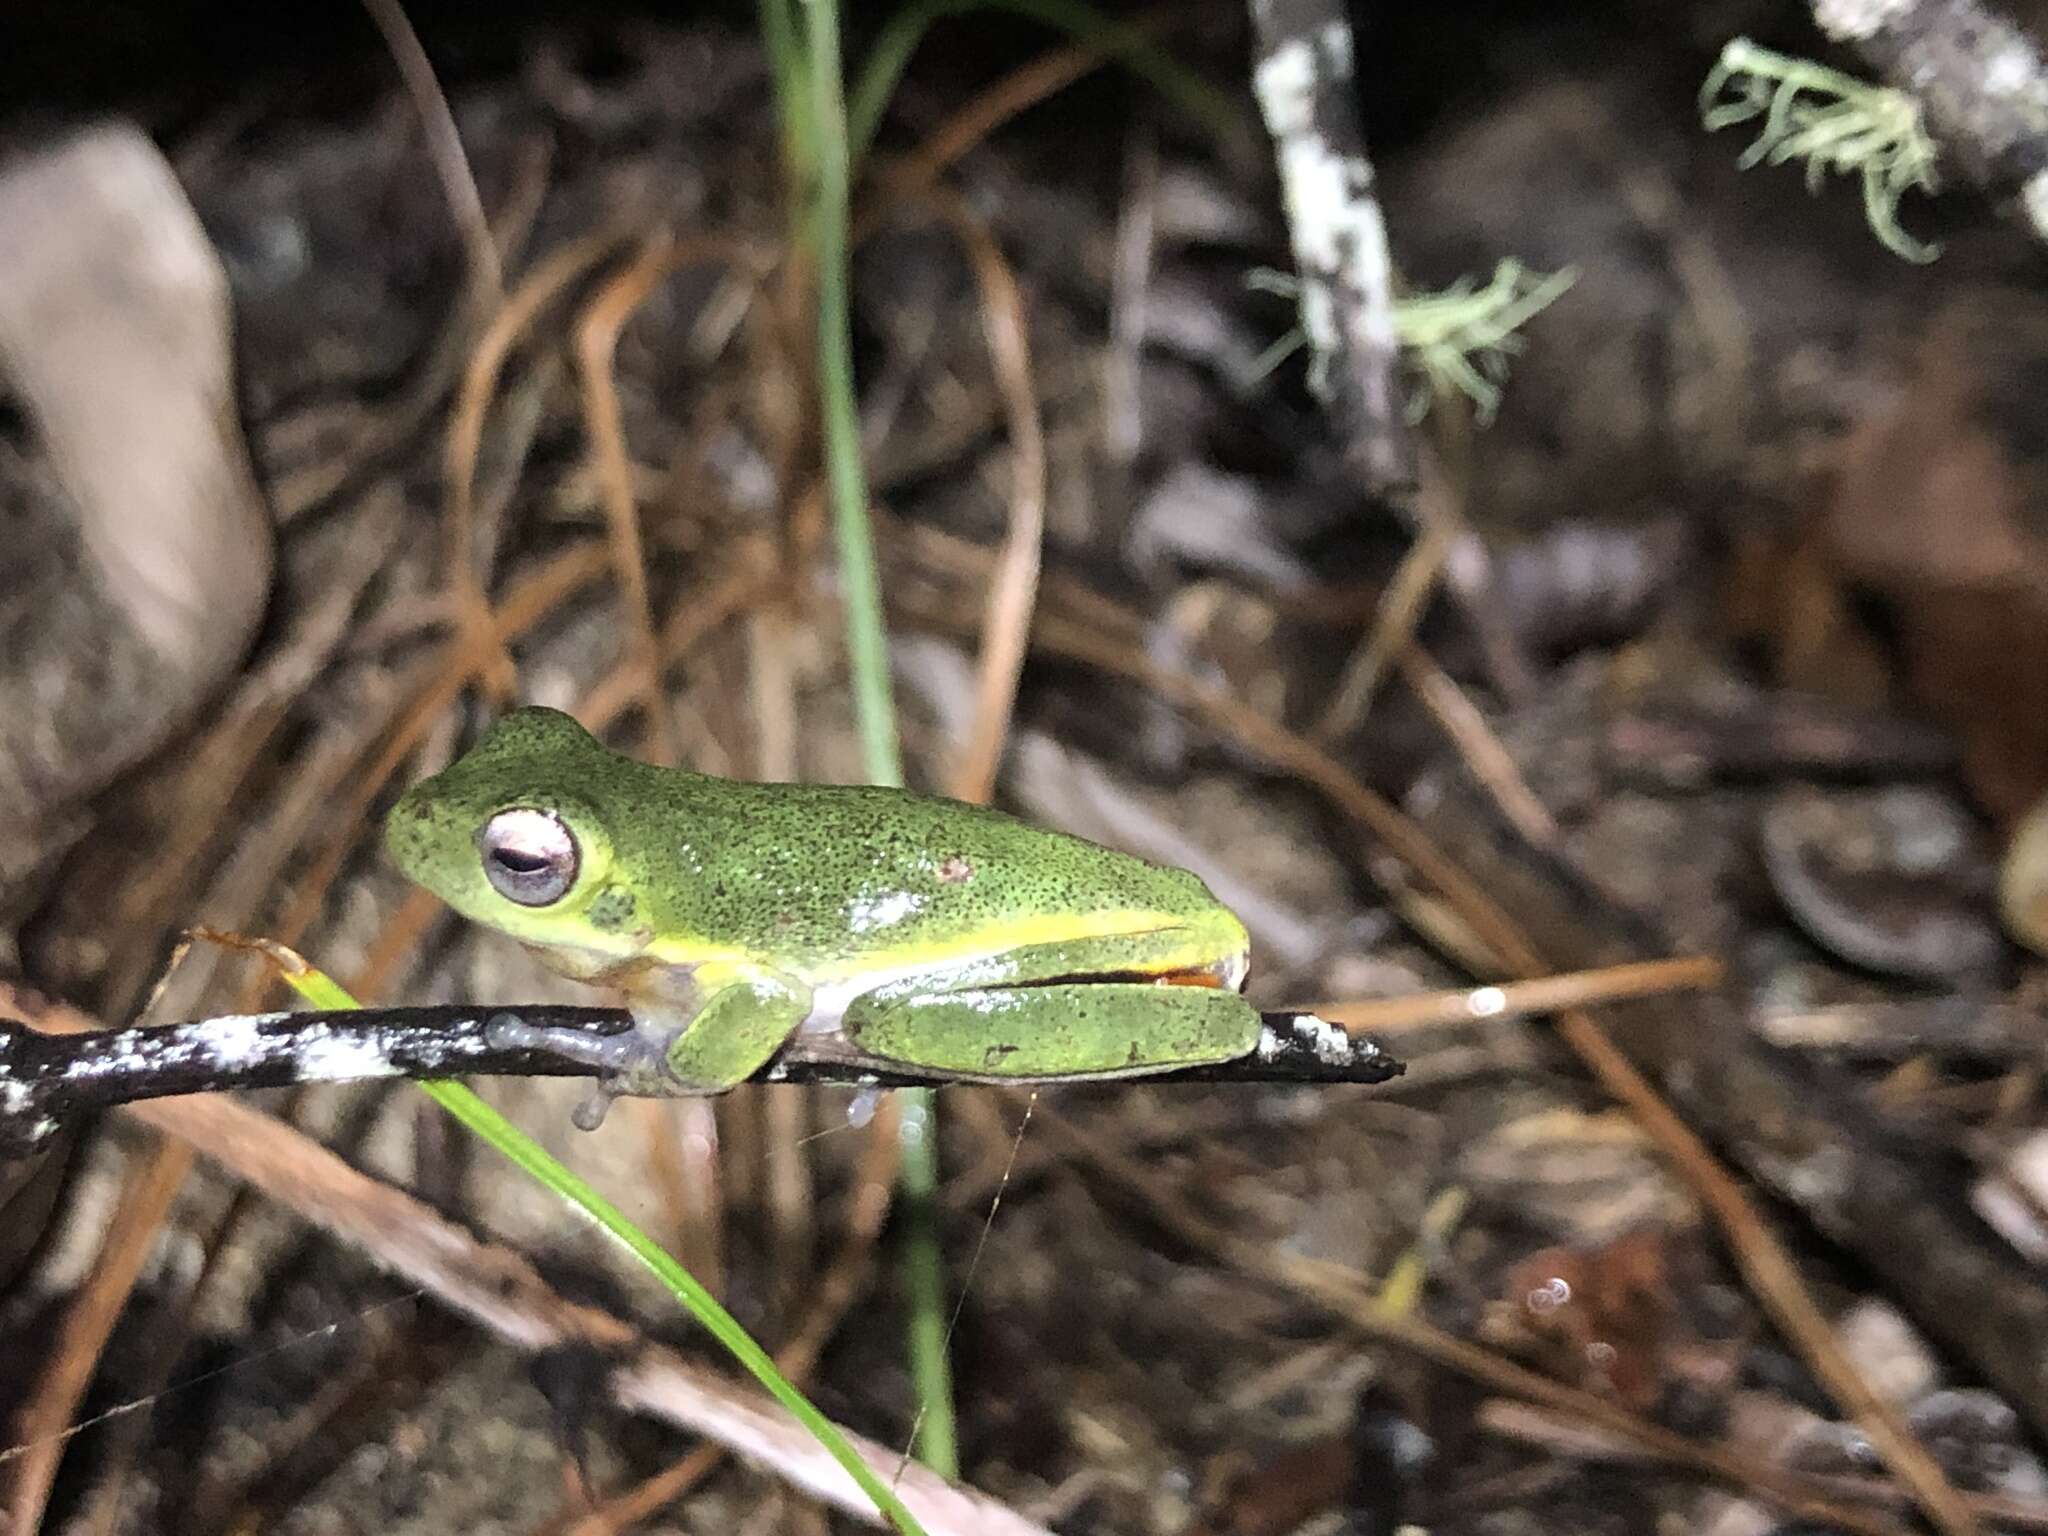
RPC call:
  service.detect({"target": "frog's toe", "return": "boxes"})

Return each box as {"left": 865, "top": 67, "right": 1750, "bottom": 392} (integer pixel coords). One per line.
{"left": 485, "top": 1014, "right": 680, "bottom": 1102}
{"left": 486, "top": 1014, "right": 616, "bottom": 1068}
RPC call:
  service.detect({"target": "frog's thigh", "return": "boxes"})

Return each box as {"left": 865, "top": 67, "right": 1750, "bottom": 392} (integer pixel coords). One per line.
{"left": 847, "top": 982, "right": 1262, "bottom": 1078}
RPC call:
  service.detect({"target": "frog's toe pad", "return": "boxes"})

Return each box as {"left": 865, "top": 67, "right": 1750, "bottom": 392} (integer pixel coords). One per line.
{"left": 570, "top": 1085, "right": 618, "bottom": 1132}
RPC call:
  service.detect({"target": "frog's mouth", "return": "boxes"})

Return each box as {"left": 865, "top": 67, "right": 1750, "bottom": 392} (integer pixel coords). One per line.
{"left": 1155, "top": 965, "right": 1238, "bottom": 990}
{"left": 1211, "top": 952, "right": 1253, "bottom": 992}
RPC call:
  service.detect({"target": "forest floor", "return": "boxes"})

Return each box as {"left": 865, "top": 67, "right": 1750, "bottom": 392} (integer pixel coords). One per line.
{"left": 4, "top": 3, "right": 2048, "bottom": 1534}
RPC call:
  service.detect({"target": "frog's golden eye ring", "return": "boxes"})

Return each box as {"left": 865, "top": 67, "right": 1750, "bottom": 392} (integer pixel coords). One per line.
{"left": 478, "top": 808, "right": 579, "bottom": 907}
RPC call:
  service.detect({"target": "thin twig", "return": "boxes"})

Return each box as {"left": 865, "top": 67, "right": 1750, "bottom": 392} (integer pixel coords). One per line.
{"left": 1314, "top": 442, "right": 1534, "bottom": 738}
{"left": 1314, "top": 517, "right": 1453, "bottom": 741}
{"left": 1397, "top": 645, "right": 1561, "bottom": 850}
{"left": 361, "top": 0, "right": 520, "bottom": 707}
{"left": 0, "top": 991, "right": 1401, "bottom": 1153}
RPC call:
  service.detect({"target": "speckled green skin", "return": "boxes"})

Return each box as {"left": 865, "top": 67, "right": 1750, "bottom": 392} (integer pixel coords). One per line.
{"left": 385, "top": 707, "right": 1259, "bottom": 1100}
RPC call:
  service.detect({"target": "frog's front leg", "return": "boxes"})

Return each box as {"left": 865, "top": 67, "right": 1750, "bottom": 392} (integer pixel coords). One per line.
{"left": 487, "top": 959, "right": 811, "bottom": 1127}
{"left": 841, "top": 928, "right": 1264, "bottom": 1081}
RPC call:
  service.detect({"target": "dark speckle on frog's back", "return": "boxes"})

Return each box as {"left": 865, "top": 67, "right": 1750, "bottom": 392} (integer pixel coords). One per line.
{"left": 608, "top": 765, "right": 1218, "bottom": 969}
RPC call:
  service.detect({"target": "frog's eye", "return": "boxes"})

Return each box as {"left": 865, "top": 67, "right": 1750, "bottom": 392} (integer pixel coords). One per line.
{"left": 479, "top": 808, "right": 579, "bottom": 906}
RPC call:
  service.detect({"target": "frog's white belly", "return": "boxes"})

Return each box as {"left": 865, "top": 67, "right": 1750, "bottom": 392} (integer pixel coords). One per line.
{"left": 795, "top": 954, "right": 1011, "bottom": 1037}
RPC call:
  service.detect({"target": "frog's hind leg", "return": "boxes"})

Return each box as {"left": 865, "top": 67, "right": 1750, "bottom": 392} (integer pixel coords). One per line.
{"left": 844, "top": 980, "right": 1263, "bottom": 1081}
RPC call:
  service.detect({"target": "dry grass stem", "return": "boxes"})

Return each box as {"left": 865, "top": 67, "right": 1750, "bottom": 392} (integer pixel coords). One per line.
{"left": 866, "top": 45, "right": 1106, "bottom": 223}
{"left": 360, "top": 0, "right": 502, "bottom": 301}
{"left": 572, "top": 235, "right": 774, "bottom": 765}
{"left": 1310, "top": 956, "right": 1725, "bottom": 1033}
{"left": 445, "top": 228, "right": 637, "bottom": 698}
{"left": 897, "top": 189, "right": 1048, "bottom": 806}
{"left": 1398, "top": 644, "right": 1562, "bottom": 850}
{"left": 4, "top": 1144, "right": 195, "bottom": 1536}
{"left": 1314, "top": 515, "right": 1454, "bottom": 741}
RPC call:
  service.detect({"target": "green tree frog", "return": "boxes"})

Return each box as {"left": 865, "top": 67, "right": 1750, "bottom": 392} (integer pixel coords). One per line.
{"left": 386, "top": 707, "right": 1265, "bottom": 1113}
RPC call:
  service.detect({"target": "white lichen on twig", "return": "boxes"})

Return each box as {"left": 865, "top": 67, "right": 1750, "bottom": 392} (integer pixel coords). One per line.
{"left": 1252, "top": 258, "right": 1575, "bottom": 424}
{"left": 1701, "top": 36, "right": 1942, "bottom": 262}
{"left": 1248, "top": 2, "right": 1408, "bottom": 484}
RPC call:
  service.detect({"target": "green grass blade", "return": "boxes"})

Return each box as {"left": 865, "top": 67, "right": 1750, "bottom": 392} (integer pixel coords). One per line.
{"left": 790, "top": 0, "right": 961, "bottom": 1478}
{"left": 896, "top": 1086, "right": 957, "bottom": 1473}
{"left": 801, "top": 0, "right": 905, "bottom": 792}
{"left": 278, "top": 965, "right": 930, "bottom": 1536}
{"left": 847, "top": 0, "right": 1245, "bottom": 174}
{"left": 762, "top": 0, "right": 820, "bottom": 191}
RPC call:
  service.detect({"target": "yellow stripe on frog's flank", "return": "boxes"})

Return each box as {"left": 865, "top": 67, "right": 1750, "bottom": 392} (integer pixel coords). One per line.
{"left": 642, "top": 906, "right": 1235, "bottom": 985}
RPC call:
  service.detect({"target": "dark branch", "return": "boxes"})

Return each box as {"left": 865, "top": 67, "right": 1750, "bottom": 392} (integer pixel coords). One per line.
{"left": 0, "top": 1003, "right": 1404, "bottom": 1157}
